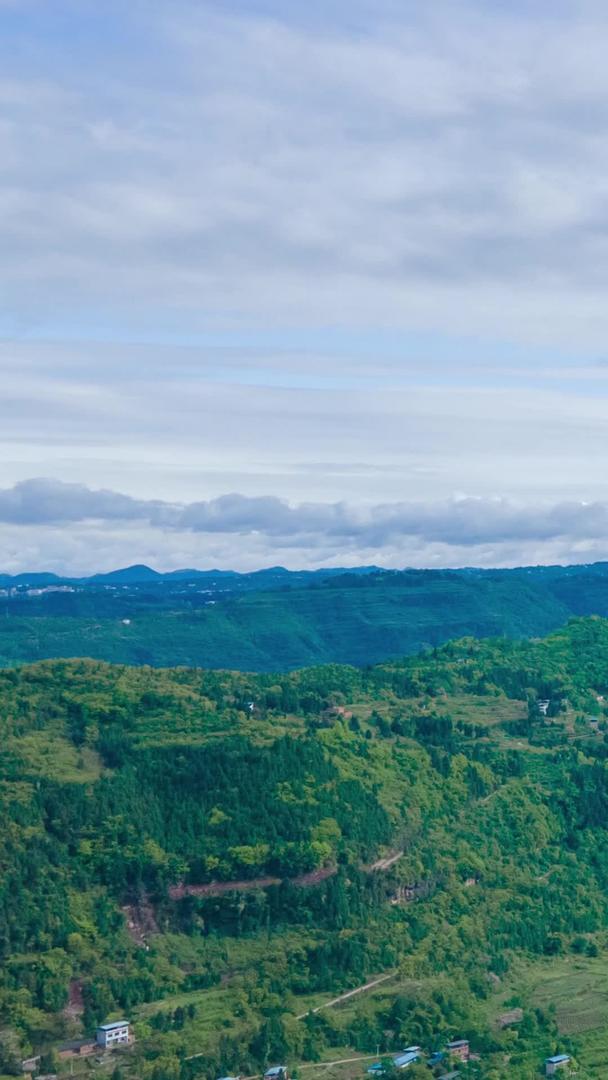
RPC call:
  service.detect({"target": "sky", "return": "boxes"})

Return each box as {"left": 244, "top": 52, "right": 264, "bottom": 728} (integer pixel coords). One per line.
{"left": 3, "top": 0, "right": 608, "bottom": 573}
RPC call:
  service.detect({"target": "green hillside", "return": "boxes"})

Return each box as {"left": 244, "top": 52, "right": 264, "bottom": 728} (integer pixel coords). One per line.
{"left": 0, "top": 571, "right": 573, "bottom": 670}
{"left": 3, "top": 618, "right": 608, "bottom": 1076}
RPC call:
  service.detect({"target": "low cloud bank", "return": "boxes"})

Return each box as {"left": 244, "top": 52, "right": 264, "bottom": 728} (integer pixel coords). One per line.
{"left": 2, "top": 478, "right": 608, "bottom": 552}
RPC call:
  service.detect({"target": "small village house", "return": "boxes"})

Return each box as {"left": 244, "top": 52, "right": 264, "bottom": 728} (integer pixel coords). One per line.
{"left": 545, "top": 1055, "right": 570, "bottom": 1076}
{"left": 393, "top": 1048, "right": 421, "bottom": 1069}
{"left": 21, "top": 1055, "right": 40, "bottom": 1073}
{"left": 367, "top": 1049, "right": 422, "bottom": 1075}
{"left": 446, "top": 1039, "right": 470, "bottom": 1061}
{"left": 264, "top": 1067, "right": 289, "bottom": 1080}
{"left": 57, "top": 1039, "right": 96, "bottom": 1060}
{"left": 96, "top": 1020, "right": 130, "bottom": 1048}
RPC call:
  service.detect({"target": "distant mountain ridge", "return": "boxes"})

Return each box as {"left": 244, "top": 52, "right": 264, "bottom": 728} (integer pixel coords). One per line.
{"left": 3, "top": 558, "right": 608, "bottom": 588}
{"left": 0, "top": 562, "right": 385, "bottom": 586}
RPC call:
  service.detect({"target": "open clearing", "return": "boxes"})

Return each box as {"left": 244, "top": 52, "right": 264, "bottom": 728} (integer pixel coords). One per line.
{"left": 488, "top": 953, "right": 608, "bottom": 1075}
{"left": 498, "top": 955, "right": 608, "bottom": 1036}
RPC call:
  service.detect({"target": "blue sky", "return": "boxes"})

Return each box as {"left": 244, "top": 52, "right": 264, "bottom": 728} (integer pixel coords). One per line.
{"left": 2, "top": 0, "right": 608, "bottom": 572}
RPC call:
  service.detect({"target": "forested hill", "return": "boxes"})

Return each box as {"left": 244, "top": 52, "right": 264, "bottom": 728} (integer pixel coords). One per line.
{"left": 4, "top": 617, "right": 608, "bottom": 1076}
{"left": 5, "top": 561, "right": 608, "bottom": 669}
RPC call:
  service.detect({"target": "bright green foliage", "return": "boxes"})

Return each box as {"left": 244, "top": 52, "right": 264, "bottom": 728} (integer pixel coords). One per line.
{"left": 2, "top": 618, "right": 608, "bottom": 1076}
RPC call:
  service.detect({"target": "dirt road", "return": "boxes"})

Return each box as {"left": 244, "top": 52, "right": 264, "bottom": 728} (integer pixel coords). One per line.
{"left": 295, "top": 971, "right": 397, "bottom": 1019}
{"left": 169, "top": 865, "right": 336, "bottom": 900}
{"left": 368, "top": 850, "right": 404, "bottom": 871}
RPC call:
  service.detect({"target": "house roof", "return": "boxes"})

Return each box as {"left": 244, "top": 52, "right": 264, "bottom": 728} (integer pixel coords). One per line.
{"left": 393, "top": 1052, "right": 419, "bottom": 1067}
{"left": 264, "top": 1068, "right": 287, "bottom": 1077}
{"left": 97, "top": 1021, "right": 129, "bottom": 1031}
{"left": 546, "top": 1056, "right": 570, "bottom": 1064}
{"left": 447, "top": 1040, "right": 468, "bottom": 1048}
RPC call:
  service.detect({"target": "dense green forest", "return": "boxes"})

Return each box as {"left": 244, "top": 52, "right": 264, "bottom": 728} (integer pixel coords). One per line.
{"left": 3, "top": 617, "right": 608, "bottom": 1076}
{"left": 7, "top": 561, "right": 608, "bottom": 670}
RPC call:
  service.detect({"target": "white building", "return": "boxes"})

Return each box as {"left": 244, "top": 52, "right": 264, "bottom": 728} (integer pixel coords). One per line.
{"left": 545, "top": 1056, "right": 570, "bottom": 1076}
{"left": 96, "top": 1020, "right": 130, "bottom": 1048}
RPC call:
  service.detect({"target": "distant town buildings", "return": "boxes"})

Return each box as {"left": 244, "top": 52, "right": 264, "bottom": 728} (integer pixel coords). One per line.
{"left": 26, "top": 586, "right": 75, "bottom": 596}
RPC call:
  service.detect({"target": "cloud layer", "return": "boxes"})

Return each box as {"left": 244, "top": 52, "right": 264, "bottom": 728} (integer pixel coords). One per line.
{"left": 4, "top": 0, "right": 608, "bottom": 344}
{"left": 2, "top": 479, "right": 608, "bottom": 574}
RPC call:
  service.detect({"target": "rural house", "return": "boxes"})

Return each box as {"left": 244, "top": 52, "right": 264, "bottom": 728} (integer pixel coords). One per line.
{"left": 446, "top": 1039, "right": 470, "bottom": 1061}
{"left": 393, "top": 1049, "right": 421, "bottom": 1069}
{"left": 57, "top": 1039, "right": 96, "bottom": 1060}
{"left": 545, "top": 1055, "right": 570, "bottom": 1076}
{"left": 96, "top": 1020, "right": 130, "bottom": 1048}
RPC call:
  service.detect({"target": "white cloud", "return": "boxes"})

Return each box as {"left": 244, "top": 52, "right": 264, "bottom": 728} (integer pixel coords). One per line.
{"left": 2, "top": 478, "right": 608, "bottom": 574}
{"left": 3, "top": 1, "right": 608, "bottom": 343}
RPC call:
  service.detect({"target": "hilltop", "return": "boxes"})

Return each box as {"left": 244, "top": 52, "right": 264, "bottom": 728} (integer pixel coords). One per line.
{"left": 2, "top": 617, "right": 608, "bottom": 1076}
